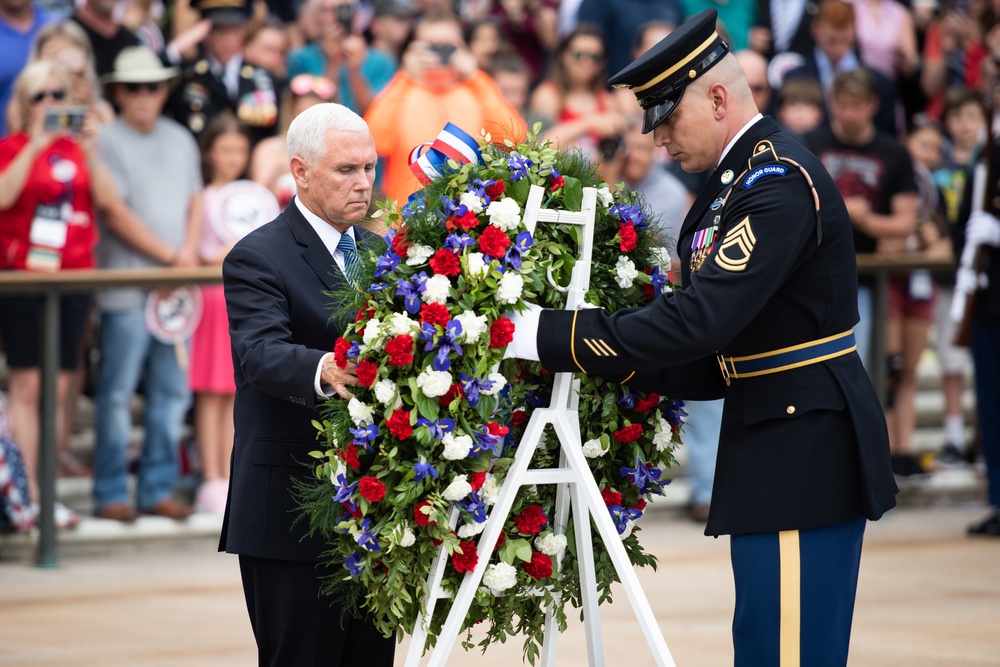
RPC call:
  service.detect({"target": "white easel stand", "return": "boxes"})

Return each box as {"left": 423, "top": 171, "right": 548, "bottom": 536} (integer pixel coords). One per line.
{"left": 404, "top": 186, "right": 676, "bottom": 667}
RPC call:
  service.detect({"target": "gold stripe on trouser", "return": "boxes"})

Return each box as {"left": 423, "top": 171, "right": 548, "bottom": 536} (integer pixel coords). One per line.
{"left": 779, "top": 530, "right": 801, "bottom": 667}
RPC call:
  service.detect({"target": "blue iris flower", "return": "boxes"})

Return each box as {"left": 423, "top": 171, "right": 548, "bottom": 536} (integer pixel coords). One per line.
{"left": 650, "top": 266, "right": 669, "bottom": 297}
{"left": 525, "top": 390, "right": 547, "bottom": 409}
{"left": 345, "top": 551, "right": 365, "bottom": 577}
{"left": 350, "top": 423, "right": 379, "bottom": 451}
{"left": 663, "top": 399, "right": 688, "bottom": 430}
{"left": 331, "top": 473, "right": 358, "bottom": 505}
{"left": 395, "top": 271, "right": 429, "bottom": 314}
{"left": 347, "top": 341, "right": 360, "bottom": 360}
{"left": 609, "top": 505, "right": 643, "bottom": 534}
{"left": 439, "top": 194, "right": 469, "bottom": 222}
{"left": 611, "top": 202, "right": 648, "bottom": 231}
{"left": 504, "top": 230, "right": 533, "bottom": 270}
{"left": 470, "top": 425, "right": 502, "bottom": 458}
{"left": 617, "top": 386, "right": 639, "bottom": 409}
{"left": 417, "top": 417, "right": 456, "bottom": 440}
{"left": 422, "top": 319, "right": 463, "bottom": 371}
{"left": 458, "top": 492, "right": 488, "bottom": 523}
{"left": 459, "top": 373, "right": 494, "bottom": 408}
{"left": 507, "top": 152, "right": 534, "bottom": 181}
{"left": 402, "top": 192, "right": 426, "bottom": 219}
{"left": 413, "top": 457, "right": 439, "bottom": 481}
{"left": 472, "top": 178, "right": 494, "bottom": 203}
{"left": 620, "top": 456, "right": 666, "bottom": 495}
{"left": 444, "top": 233, "right": 475, "bottom": 252}
{"left": 356, "top": 518, "right": 381, "bottom": 552}
{"left": 374, "top": 251, "right": 401, "bottom": 278}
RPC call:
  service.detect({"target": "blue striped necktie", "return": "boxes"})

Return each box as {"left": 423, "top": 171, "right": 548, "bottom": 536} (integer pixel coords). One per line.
{"left": 337, "top": 232, "right": 360, "bottom": 285}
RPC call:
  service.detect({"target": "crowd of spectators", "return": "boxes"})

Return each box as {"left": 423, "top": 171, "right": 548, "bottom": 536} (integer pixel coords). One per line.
{"left": 0, "top": 0, "right": 994, "bottom": 529}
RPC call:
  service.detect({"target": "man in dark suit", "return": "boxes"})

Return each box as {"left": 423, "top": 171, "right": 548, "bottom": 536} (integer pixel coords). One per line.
{"left": 221, "top": 102, "right": 394, "bottom": 667}
{"left": 508, "top": 10, "right": 897, "bottom": 665}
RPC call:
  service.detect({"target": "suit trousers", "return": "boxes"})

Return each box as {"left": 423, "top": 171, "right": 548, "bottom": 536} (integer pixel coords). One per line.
{"left": 239, "top": 555, "right": 395, "bottom": 667}
{"left": 730, "top": 515, "right": 867, "bottom": 667}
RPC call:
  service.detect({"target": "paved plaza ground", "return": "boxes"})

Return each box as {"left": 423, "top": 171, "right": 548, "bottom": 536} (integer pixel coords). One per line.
{"left": 1, "top": 502, "right": 998, "bottom": 666}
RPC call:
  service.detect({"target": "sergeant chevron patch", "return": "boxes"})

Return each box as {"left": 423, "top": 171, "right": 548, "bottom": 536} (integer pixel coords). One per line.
{"left": 582, "top": 338, "right": 618, "bottom": 357}
{"left": 715, "top": 216, "right": 756, "bottom": 272}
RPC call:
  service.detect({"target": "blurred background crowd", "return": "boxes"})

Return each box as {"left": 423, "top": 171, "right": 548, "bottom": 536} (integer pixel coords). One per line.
{"left": 0, "top": 0, "right": 995, "bottom": 532}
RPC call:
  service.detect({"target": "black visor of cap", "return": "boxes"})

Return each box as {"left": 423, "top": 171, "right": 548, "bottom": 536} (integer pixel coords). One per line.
{"left": 642, "top": 89, "right": 683, "bottom": 134}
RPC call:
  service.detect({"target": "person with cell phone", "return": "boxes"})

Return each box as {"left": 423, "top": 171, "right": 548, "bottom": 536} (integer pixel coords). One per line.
{"left": 0, "top": 59, "right": 119, "bottom": 530}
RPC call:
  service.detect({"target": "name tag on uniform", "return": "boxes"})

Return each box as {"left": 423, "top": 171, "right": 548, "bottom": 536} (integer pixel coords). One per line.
{"left": 29, "top": 204, "right": 68, "bottom": 249}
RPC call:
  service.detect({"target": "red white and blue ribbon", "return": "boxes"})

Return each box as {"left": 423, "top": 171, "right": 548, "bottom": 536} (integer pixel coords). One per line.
{"left": 408, "top": 123, "right": 481, "bottom": 184}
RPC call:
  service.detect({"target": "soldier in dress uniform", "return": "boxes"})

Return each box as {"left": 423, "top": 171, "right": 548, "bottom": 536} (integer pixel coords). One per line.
{"left": 506, "top": 9, "right": 898, "bottom": 666}
{"left": 164, "top": 0, "right": 278, "bottom": 146}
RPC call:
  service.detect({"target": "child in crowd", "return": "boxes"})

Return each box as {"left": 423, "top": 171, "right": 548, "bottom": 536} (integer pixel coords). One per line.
{"left": 775, "top": 76, "right": 825, "bottom": 139}
{"left": 190, "top": 112, "right": 272, "bottom": 514}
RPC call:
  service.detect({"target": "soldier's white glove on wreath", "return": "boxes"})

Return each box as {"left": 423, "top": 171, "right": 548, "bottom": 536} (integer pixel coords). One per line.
{"left": 967, "top": 210, "right": 1000, "bottom": 248}
{"left": 503, "top": 302, "right": 542, "bottom": 361}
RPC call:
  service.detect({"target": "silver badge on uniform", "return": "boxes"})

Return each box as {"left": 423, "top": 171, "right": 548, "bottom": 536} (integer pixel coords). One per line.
{"left": 721, "top": 169, "right": 734, "bottom": 185}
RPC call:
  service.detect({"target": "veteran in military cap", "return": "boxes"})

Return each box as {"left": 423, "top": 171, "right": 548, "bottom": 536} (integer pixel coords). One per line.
{"left": 506, "top": 9, "right": 897, "bottom": 666}
{"left": 163, "top": 0, "right": 279, "bottom": 145}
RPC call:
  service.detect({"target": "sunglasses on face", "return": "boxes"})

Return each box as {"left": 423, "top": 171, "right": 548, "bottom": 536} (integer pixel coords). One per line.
{"left": 122, "top": 82, "right": 164, "bottom": 94}
{"left": 571, "top": 50, "right": 604, "bottom": 63}
{"left": 289, "top": 74, "right": 335, "bottom": 100}
{"left": 30, "top": 89, "right": 66, "bottom": 104}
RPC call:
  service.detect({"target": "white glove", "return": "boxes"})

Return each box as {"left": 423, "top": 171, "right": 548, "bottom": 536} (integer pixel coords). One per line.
{"left": 503, "top": 302, "right": 542, "bottom": 361}
{"left": 967, "top": 210, "right": 1000, "bottom": 248}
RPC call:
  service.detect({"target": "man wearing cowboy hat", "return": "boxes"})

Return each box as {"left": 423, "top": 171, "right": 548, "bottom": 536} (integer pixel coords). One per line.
{"left": 91, "top": 46, "right": 202, "bottom": 523}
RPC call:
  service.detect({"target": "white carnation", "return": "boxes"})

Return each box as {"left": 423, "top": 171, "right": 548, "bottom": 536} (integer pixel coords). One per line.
{"left": 653, "top": 420, "right": 673, "bottom": 453}
{"left": 405, "top": 243, "right": 434, "bottom": 266}
{"left": 416, "top": 369, "right": 453, "bottom": 398}
{"left": 483, "top": 371, "right": 506, "bottom": 395}
{"left": 479, "top": 473, "right": 499, "bottom": 505}
{"left": 373, "top": 379, "right": 398, "bottom": 406}
{"left": 649, "top": 247, "right": 672, "bottom": 271}
{"left": 496, "top": 272, "right": 524, "bottom": 304}
{"left": 457, "top": 520, "right": 486, "bottom": 538}
{"left": 347, "top": 398, "right": 374, "bottom": 426}
{"left": 482, "top": 562, "right": 518, "bottom": 593}
{"left": 399, "top": 525, "right": 416, "bottom": 547}
{"left": 362, "top": 318, "right": 382, "bottom": 349}
{"left": 485, "top": 197, "right": 521, "bottom": 231}
{"left": 582, "top": 438, "right": 609, "bottom": 458}
{"left": 421, "top": 274, "right": 451, "bottom": 304}
{"left": 535, "top": 533, "right": 567, "bottom": 558}
{"left": 460, "top": 190, "right": 484, "bottom": 213}
{"left": 455, "top": 310, "right": 488, "bottom": 342}
{"left": 465, "top": 252, "right": 490, "bottom": 278}
{"left": 441, "top": 432, "right": 473, "bottom": 460}
{"left": 614, "top": 256, "right": 639, "bottom": 289}
{"left": 597, "top": 185, "right": 613, "bottom": 208}
{"left": 442, "top": 474, "right": 472, "bottom": 501}
{"left": 387, "top": 312, "right": 417, "bottom": 337}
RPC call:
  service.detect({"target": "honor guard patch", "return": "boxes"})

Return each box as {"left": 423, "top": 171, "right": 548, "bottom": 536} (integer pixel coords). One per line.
{"left": 741, "top": 164, "right": 787, "bottom": 189}
{"left": 715, "top": 216, "right": 756, "bottom": 272}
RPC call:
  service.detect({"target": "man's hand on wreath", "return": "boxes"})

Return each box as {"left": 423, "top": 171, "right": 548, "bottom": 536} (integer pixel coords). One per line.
{"left": 504, "top": 302, "right": 542, "bottom": 361}
{"left": 321, "top": 356, "right": 358, "bottom": 399}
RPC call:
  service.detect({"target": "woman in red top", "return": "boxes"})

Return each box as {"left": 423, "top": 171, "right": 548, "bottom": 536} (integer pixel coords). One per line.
{"left": 0, "top": 60, "right": 118, "bottom": 528}
{"left": 528, "top": 24, "right": 627, "bottom": 162}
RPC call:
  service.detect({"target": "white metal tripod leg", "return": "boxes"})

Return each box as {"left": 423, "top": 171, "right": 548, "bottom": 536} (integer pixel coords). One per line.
{"left": 539, "top": 447, "right": 572, "bottom": 667}
{"left": 568, "top": 452, "right": 605, "bottom": 667}
{"left": 551, "top": 414, "right": 677, "bottom": 667}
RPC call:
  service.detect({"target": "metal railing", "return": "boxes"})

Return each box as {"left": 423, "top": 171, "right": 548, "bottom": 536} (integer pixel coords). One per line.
{"left": 0, "top": 267, "right": 222, "bottom": 567}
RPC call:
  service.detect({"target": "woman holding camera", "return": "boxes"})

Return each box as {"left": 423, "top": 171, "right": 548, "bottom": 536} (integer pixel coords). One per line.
{"left": 0, "top": 59, "right": 118, "bottom": 529}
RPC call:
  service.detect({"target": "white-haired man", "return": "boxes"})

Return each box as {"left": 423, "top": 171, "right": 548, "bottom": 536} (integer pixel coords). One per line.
{"left": 221, "top": 102, "right": 393, "bottom": 666}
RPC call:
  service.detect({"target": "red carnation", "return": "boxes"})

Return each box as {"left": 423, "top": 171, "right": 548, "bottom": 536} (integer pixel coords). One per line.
{"left": 439, "top": 383, "right": 464, "bottom": 407}
{"left": 619, "top": 221, "right": 638, "bottom": 252}
{"left": 634, "top": 393, "right": 661, "bottom": 412}
{"left": 486, "top": 422, "right": 509, "bottom": 438}
{"left": 339, "top": 444, "right": 360, "bottom": 470}
{"left": 359, "top": 476, "right": 386, "bottom": 502}
{"left": 446, "top": 209, "right": 480, "bottom": 231}
{"left": 391, "top": 231, "right": 409, "bottom": 257}
{"left": 385, "top": 334, "right": 414, "bottom": 366}
{"left": 429, "top": 248, "right": 462, "bottom": 276}
{"left": 494, "top": 531, "right": 506, "bottom": 551}
{"left": 549, "top": 174, "right": 565, "bottom": 191}
{"left": 469, "top": 470, "right": 487, "bottom": 491}
{"left": 613, "top": 423, "right": 643, "bottom": 443}
{"left": 485, "top": 181, "right": 505, "bottom": 198}
{"left": 354, "top": 309, "right": 366, "bottom": 323}
{"left": 523, "top": 551, "right": 553, "bottom": 579}
{"left": 513, "top": 504, "right": 547, "bottom": 535}
{"left": 355, "top": 359, "right": 378, "bottom": 387}
{"left": 386, "top": 408, "right": 413, "bottom": 440}
{"left": 420, "top": 302, "right": 451, "bottom": 328}
{"left": 642, "top": 282, "right": 655, "bottom": 300}
{"left": 633, "top": 498, "right": 647, "bottom": 511}
{"left": 451, "top": 540, "right": 479, "bottom": 574}
{"left": 511, "top": 409, "right": 528, "bottom": 425}
{"left": 477, "top": 225, "right": 511, "bottom": 259}
{"left": 414, "top": 500, "right": 434, "bottom": 526}
{"left": 333, "top": 337, "right": 350, "bottom": 369}
{"left": 601, "top": 488, "right": 623, "bottom": 508}
{"left": 488, "top": 317, "right": 515, "bottom": 349}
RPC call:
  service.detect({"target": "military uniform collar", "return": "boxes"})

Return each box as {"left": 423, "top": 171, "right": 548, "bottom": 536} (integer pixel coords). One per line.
{"left": 718, "top": 113, "right": 763, "bottom": 167}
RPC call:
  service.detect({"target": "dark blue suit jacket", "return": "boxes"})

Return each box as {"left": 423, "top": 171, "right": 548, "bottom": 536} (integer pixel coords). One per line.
{"left": 219, "top": 199, "right": 381, "bottom": 561}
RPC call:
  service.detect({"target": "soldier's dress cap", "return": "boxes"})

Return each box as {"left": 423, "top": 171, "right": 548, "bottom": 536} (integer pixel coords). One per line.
{"left": 191, "top": 0, "right": 252, "bottom": 25}
{"left": 609, "top": 8, "right": 729, "bottom": 134}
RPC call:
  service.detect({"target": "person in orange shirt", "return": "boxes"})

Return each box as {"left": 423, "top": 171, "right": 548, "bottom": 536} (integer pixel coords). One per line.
{"left": 365, "top": 14, "right": 526, "bottom": 206}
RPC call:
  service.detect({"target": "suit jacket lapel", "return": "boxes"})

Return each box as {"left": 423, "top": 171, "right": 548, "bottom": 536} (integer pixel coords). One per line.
{"left": 284, "top": 200, "right": 349, "bottom": 293}
{"left": 678, "top": 117, "right": 782, "bottom": 241}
